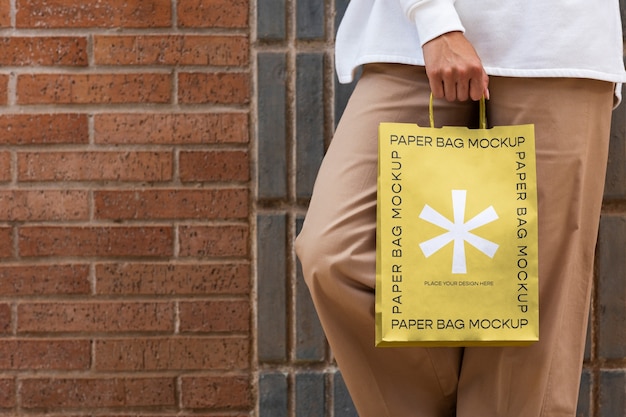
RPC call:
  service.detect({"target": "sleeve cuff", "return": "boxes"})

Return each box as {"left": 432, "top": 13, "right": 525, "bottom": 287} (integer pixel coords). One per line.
{"left": 405, "top": 0, "right": 465, "bottom": 45}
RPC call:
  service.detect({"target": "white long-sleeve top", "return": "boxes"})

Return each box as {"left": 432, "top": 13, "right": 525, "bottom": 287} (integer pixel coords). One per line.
{"left": 335, "top": 0, "right": 626, "bottom": 97}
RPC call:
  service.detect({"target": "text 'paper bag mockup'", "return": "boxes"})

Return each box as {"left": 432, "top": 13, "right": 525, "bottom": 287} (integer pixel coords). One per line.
{"left": 376, "top": 100, "right": 539, "bottom": 347}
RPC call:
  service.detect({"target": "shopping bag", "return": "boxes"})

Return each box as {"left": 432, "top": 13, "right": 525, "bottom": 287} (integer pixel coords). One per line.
{"left": 376, "top": 96, "right": 539, "bottom": 347}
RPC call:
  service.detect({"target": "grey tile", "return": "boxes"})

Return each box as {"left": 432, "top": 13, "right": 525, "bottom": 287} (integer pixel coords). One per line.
{"left": 297, "top": 0, "right": 325, "bottom": 39}
{"left": 258, "top": 53, "right": 288, "bottom": 200}
{"left": 599, "top": 370, "right": 626, "bottom": 417}
{"left": 334, "top": 372, "right": 358, "bottom": 417}
{"left": 257, "top": 0, "right": 286, "bottom": 40}
{"left": 260, "top": 371, "right": 289, "bottom": 417}
{"left": 295, "top": 216, "right": 326, "bottom": 361}
{"left": 296, "top": 371, "right": 325, "bottom": 417}
{"left": 577, "top": 369, "right": 592, "bottom": 417}
{"left": 257, "top": 214, "right": 287, "bottom": 362}
{"left": 334, "top": 68, "right": 360, "bottom": 128}
{"left": 335, "top": 0, "right": 350, "bottom": 35}
{"left": 333, "top": 0, "right": 358, "bottom": 128}
{"left": 621, "top": 3, "right": 626, "bottom": 42}
{"left": 296, "top": 53, "right": 325, "bottom": 199}
{"left": 605, "top": 82, "right": 626, "bottom": 198}
{"left": 597, "top": 215, "right": 626, "bottom": 360}
{"left": 584, "top": 309, "right": 592, "bottom": 362}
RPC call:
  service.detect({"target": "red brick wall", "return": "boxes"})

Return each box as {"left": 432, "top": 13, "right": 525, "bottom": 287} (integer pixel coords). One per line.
{"left": 0, "top": 0, "right": 252, "bottom": 415}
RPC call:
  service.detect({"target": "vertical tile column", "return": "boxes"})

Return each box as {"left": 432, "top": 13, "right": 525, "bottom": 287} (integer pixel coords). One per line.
{"left": 590, "top": 79, "right": 626, "bottom": 417}
{"left": 255, "top": 0, "right": 358, "bottom": 416}
{"left": 258, "top": 53, "right": 288, "bottom": 200}
{"left": 257, "top": 3, "right": 626, "bottom": 417}
{"left": 295, "top": 53, "right": 325, "bottom": 199}
{"left": 598, "top": 63, "right": 626, "bottom": 415}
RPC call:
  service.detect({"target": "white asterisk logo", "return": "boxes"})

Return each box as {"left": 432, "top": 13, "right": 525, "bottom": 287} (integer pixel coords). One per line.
{"left": 419, "top": 190, "right": 499, "bottom": 274}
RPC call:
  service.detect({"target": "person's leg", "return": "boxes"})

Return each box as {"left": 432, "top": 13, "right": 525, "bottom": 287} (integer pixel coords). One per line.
{"left": 296, "top": 64, "right": 474, "bottom": 417}
{"left": 457, "top": 78, "right": 614, "bottom": 417}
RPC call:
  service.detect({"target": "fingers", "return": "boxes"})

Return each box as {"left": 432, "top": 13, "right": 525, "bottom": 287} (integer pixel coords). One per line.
{"left": 423, "top": 32, "right": 490, "bottom": 102}
{"left": 469, "top": 71, "right": 489, "bottom": 101}
{"left": 455, "top": 75, "right": 471, "bottom": 102}
{"left": 428, "top": 66, "right": 488, "bottom": 102}
{"left": 428, "top": 74, "right": 445, "bottom": 100}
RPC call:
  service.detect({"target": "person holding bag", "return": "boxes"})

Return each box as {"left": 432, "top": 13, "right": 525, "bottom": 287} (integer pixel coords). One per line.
{"left": 295, "top": 1, "right": 626, "bottom": 416}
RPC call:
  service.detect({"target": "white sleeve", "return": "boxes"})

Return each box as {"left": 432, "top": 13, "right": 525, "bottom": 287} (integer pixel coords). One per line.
{"left": 399, "top": 0, "right": 465, "bottom": 45}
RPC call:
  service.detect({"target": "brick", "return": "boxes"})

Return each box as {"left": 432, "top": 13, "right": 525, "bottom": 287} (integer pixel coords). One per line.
{"left": 257, "top": 0, "right": 285, "bottom": 40}
{"left": 599, "top": 371, "right": 625, "bottom": 417}
{"left": 0, "top": 227, "right": 13, "bottom": 259}
{"left": 259, "top": 372, "right": 287, "bottom": 417}
{"left": 0, "top": 190, "right": 89, "bottom": 221}
{"left": 597, "top": 215, "right": 626, "bottom": 359}
{"left": 179, "top": 300, "right": 250, "bottom": 333}
{"left": 0, "top": 2, "right": 9, "bottom": 27}
{"left": 257, "top": 53, "right": 287, "bottom": 199}
{"left": 0, "top": 340, "right": 90, "bottom": 370}
{"left": 18, "top": 151, "right": 173, "bottom": 182}
{"left": 297, "top": 0, "right": 325, "bottom": 39}
{"left": 334, "top": 372, "right": 358, "bottom": 417}
{"left": 0, "top": 37, "right": 87, "bottom": 66}
{"left": 94, "top": 113, "right": 249, "bottom": 145}
{"left": 0, "top": 152, "right": 10, "bottom": 182}
{"left": 0, "top": 303, "right": 10, "bottom": 334}
{"left": 16, "top": 0, "right": 172, "bottom": 28}
{"left": 296, "top": 53, "right": 325, "bottom": 199}
{"left": 20, "top": 377, "right": 176, "bottom": 409}
{"left": 179, "top": 151, "right": 250, "bottom": 182}
{"left": 17, "top": 302, "right": 175, "bottom": 333}
{"left": 0, "top": 378, "right": 15, "bottom": 408}
{"left": 17, "top": 73, "right": 171, "bottom": 105}
{"left": 94, "top": 35, "right": 248, "bottom": 66}
{"left": 18, "top": 226, "right": 173, "bottom": 258}
{"left": 0, "top": 74, "right": 9, "bottom": 105}
{"left": 178, "top": 225, "right": 248, "bottom": 258}
{"left": 0, "top": 114, "right": 88, "bottom": 144}
{"left": 606, "top": 85, "right": 626, "bottom": 198}
{"left": 178, "top": 0, "right": 248, "bottom": 28}
{"left": 295, "top": 217, "right": 326, "bottom": 361}
{"left": 181, "top": 375, "right": 251, "bottom": 409}
{"left": 95, "top": 189, "right": 248, "bottom": 220}
{"left": 296, "top": 372, "right": 325, "bottom": 417}
{"left": 0, "top": 264, "right": 90, "bottom": 296}
{"left": 95, "top": 337, "right": 248, "bottom": 371}
{"left": 257, "top": 215, "right": 286, "bottom": 362}
{"left": 96, "top": 262, "right": 249, "bottom": 295}
{"left": 178, "top": 72, "right": 250, "bottom": 105}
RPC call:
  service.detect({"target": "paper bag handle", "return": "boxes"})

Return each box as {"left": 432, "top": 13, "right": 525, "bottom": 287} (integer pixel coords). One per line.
{"left": 429, "top": 93, "right": 487, "bottom": 129}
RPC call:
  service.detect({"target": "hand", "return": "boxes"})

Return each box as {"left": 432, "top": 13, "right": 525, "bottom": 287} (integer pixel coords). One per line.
{"left": 422, "top": 31, "right": 489, "bottom": 102}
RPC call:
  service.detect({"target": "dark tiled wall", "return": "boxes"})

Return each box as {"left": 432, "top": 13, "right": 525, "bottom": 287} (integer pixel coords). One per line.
{"left": 256, "top": 0, "right": 358, "bottom": 416}
{"left": 255, "top": 2, "right": 626, "bottom": 416}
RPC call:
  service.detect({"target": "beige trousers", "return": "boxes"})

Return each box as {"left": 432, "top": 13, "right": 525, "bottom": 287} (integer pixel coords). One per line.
{"left": 295, "top": 64, "right": 615, "bottom": 417}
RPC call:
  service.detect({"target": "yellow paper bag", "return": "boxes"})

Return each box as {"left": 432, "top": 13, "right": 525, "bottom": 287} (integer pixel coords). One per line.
{"left": 376, "top": 98, "right": 539, "bottom": 347}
